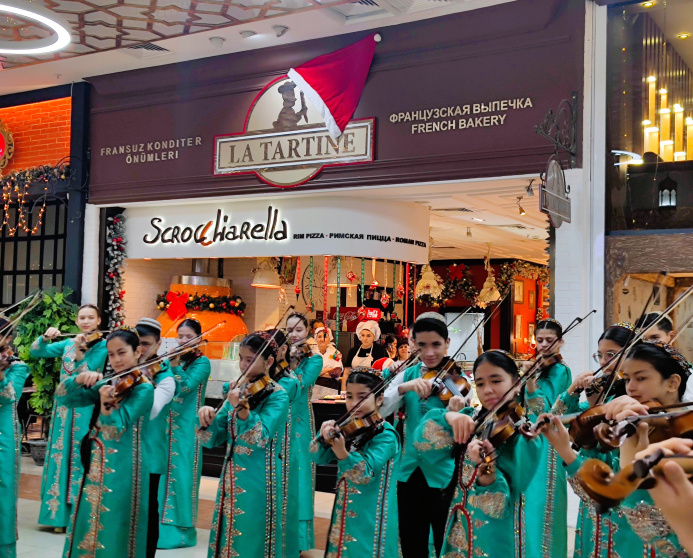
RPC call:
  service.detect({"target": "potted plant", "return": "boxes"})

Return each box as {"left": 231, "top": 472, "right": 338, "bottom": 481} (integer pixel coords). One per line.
{"left": 12, "top": 287, "right": 79, "bottom": 465}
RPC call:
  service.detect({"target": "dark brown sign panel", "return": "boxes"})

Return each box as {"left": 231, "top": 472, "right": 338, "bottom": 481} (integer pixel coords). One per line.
{"left": 88, "top": 0, "right": 584, "bottom": 205}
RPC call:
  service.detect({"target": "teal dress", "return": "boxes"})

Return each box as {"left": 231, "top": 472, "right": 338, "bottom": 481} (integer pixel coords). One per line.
{"left": 143, "top": 363, "right": 177, "bottom": 476}
{"left": 414, "top": 407, "right": 541, "bottom": 558}
{"left": 201, "top": 381, "right": 289, "bottom": 558}
{"left": 30, "top": 336, "right": 108, "bottom": 528}
{"left": 276, "top": 373, "right": 302, "bottom": 558}
{"left": 158, "top": 354, "right": 211, "bottom": 549}
{"left": 292, "top": 354, "right": 323, "bottom": 550}
{"left": 0, "top": 361, "right": 30, "bottom": 558}
{"left": 56, "top": 375, "right": 154, "bottom": 557}
{"left": 311, "top": 421, "right": 401, "bottom": 558}
{"left": 523, "top": 361, "right": 571, "bottom": 558}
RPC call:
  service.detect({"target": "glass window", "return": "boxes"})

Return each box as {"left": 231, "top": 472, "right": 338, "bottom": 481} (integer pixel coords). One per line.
{"left": 15, "top": 242, "right": 26, "bottom": 271}
{"left": 3, "top": 243, "right": 13, "bottom": 271}
{"left": 42, "top": 274, "right": 53, "bottom": 290}
{"left": 2, "top": 275, "right": 11, "bottom": 303}
{"left": 44, "top": 205, "right": 56, "bottom": 235}
{"left": 607, "top": 1, "right": 693, "bottom": 231}
{"left": 29, "top": 274, "right": 39, "bottom": 293}
{"left": 57, "top": 239, "right": 64, "bottom": 270}
{"left": 43, "top": 239, "right": 54, "bottom": 270}
{"left": 58, "top": 205, "right": 65, "bottom": 235}
{"left": 30, "top": 241, "right": 41, "bottom": 271}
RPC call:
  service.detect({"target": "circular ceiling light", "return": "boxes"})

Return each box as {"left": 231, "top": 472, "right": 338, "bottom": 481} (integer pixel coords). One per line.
{"left": 0, "top": 2, "right": 71, "bottom": 55}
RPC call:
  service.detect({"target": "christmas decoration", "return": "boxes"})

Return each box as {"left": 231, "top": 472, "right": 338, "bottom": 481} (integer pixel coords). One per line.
{"left": 381, "top": 291, "right": 390, "bottom": 309}
{"left": 156, "top": 291, "right": 246, "bottom": 316}
{"left": 294, "top": 257, "right": 301, "bottom": 297}
{"left": 2, "top": 163, "right": 70, "bottom": 236}
{"left": 287, "top": 33, "right": 381, "bottom": 139}
{"left": 105, "top": 214, "right": 127, "bottom": 328}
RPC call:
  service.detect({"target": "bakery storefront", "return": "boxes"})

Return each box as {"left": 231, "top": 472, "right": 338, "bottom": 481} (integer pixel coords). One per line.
{"left": 82, "top": 0, "right": 587, "bottom": 472}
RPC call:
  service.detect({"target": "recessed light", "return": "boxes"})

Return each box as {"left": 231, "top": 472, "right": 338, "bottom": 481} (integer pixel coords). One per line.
{"left": 240, "top": 30, "right": 257, "bottom": 39}
{"left": 647, "top": 75, "right": 657, "bottom": 83}
{"left": 677, "top": 32, "right": 691, "bottom": 40}
{"left": 642, "top": 1, "right": 655, "bottom": 7}
{"left": 272, "top": 25, "right": 289, "bottom": 38}
{"left": 472, "top": 217, "right": 485, "bottom": 222}
{"left": 209, "top": 36, "right": 225, "bottom": 48}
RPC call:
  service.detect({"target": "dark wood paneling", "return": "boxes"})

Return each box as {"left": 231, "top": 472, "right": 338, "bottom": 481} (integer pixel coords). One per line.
{"left": 87, "top": 0, "right": 585, "bottom": 204}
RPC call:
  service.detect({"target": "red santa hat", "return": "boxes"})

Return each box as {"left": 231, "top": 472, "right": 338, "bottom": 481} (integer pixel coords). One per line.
{"left": 287, "top": 33, "right": 381, "bottom": 139}
{"left": 372, "top": 357, "right": 394, "bottom": 372}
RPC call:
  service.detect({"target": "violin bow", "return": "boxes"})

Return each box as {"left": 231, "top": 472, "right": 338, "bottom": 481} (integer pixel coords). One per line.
{"left": 473, "top": 309, "right": 596, "bottom": 437}
{"left": 595, "top": 277, "right": 693, "bottom": 403}
{"left": 0, "top": 290, "right": 43, "bottom": 345}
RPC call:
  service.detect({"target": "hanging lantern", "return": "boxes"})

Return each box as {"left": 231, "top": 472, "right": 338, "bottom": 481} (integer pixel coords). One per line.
{"left": 251, "top": 258, "right": 281, "bottom": 289}
{"left": 477, "top": 246, "right": 501, "bottom": 308}
{"left": 415, "top": 264, "right": 443, "bottom": 298}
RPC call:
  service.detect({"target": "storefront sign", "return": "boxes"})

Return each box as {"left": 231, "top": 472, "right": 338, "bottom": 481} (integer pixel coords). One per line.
{"left": 214, "top": 78, "right": 374, "bottom": 187}
{"left": 540, "top": 159, "right": 571, "bottom": 227}
{"left": 126, "top": 196, "right": 429, "bottom": 262}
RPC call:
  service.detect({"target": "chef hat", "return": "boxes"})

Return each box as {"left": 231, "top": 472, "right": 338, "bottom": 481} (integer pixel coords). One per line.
{"left": 314, "top": 326, "right": 334, "bottom": 343}
{"left": 356, "top": 320, "right": 381, "bottom": 341}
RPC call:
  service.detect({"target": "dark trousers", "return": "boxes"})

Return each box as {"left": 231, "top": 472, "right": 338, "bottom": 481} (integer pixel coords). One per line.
{"left": 397, "top": 467, "right": 453, "bottom": 558}
{"left": 147, "top": 473, "right": 161, "bottom": 558}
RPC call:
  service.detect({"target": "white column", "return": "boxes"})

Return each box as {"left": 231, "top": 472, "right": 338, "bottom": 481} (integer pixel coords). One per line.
{"left": 81, "top": 203, "right": 101, "bottom": 305}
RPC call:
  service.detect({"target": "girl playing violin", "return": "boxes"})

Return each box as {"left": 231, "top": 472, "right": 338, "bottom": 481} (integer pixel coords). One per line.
{"left": 414, "top": 350, "right": 541, "bottom": 558}
{"left": 546, "top": 323, "right": 641, "bottom": 558}
{"left": 198, "top": 332, "right": 289, "bottom": 558}
{"left": 592, "top": 340, "right": 691, "bottom": 556}
{"left": 158, "top": 318, "right": 211, "bottom": 550}
{"left": 135, "top": 318, "right": 177, "bottom": 558}
{"left": 311, "top": 367, "right": 401, "bottom": 558}
{"left": 0, "top": 319, "right": 30, "bottom": 558}
{"left": 58, "top": 327, "right": 154, "bottom": 558}
{"left": 280, "top": 312, "right": 323, "bottom": 553}
{"left": 522, "top": 318, "right": 572, "bottom": 558}
{"left": 30, "top": 303, "right": 108, "bottom": 531}
{"left": 380, "top": 312, "right": 467, "bottom": 558}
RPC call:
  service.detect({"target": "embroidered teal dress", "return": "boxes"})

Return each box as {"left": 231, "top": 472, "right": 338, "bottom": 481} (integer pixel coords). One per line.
{"left": 0, "top": 361, "right": 30, "bottom": 558}
{"left": 144, "top": 363, "right": 177, "bottom": 476}
{"left": 30, "top": 336, "right": 107, "bottom": 528}
{"left": 158, "top": 354, "right": 211, "bottom": 549}
{"left": 311, "top": 421, "right": 401, "bottom": 558}
{"left": 201, "top": 381, "right": 289, "bottom": 558}
{"left": 523, "top": 361, "right": 571, "bottom": 558}
{"left": 414, "top": 407, "right": 542, "bottom": 558}
{"left": 292, "top": 354, "right": 323, "bottom": 550}
{"left": 56, "top": 375, "right": 154, "bottom": 558}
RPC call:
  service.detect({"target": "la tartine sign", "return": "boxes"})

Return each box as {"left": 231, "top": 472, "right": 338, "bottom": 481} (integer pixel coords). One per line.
{"left": 214, "top": 76, "right": 375, "bottom": 188}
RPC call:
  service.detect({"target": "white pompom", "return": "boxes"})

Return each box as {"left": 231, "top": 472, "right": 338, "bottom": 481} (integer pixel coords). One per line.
{"left": 374, "top": 33, "right": 382, "bottom": 43}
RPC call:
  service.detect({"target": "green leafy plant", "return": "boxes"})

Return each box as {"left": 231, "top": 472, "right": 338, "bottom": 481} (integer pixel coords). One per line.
{"left": 12, "top": 287, "right": 79, "bottom": 415}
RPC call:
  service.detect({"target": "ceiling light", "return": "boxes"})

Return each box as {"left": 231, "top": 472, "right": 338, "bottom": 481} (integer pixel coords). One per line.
{"left": 209, "top": 36, "right": 225, "bottom": 48}
{"left": 642, "top": 1, "right": 655, "bottom": 7}
{"left": 517, "top": 196, "right": 526, "bottom": 216}
{"left": 472, "top": 217, "right": 485, "bottom": 222}
{"left": 240, "top": 30, "right": 257, "bottom": 39}
{"left": 676, "top": 32, "right": 691, "bottom": 40}
{"left": 273, "top": 25, "right": 289, "bottom": 38}
{"left": 467, "top": 227, "right": 472, "bottom": 237}
{"left": 251, "top": 258, "right": 281, "bottom": 288}
{"left": 0, "top": 1, "right": 71, "bottom": 54}
{"left": 526, "top": 179, "right": 535, "bottom": 197}
{"left": 687, "top": 117, "right": 693, "bottom": 126}
{"left": 659, "top": 88, "right": 668, "bottom": 95}
{"left": 642, "top": 119, "right": 652, "bottom": 126}
{"left": 647, "top": 75, "right": 657, "bottom": 83}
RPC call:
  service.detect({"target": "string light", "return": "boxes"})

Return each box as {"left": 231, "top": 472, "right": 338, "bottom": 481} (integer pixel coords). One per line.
{"left": 1, "top": 168, "right": 57, "bottom": 235}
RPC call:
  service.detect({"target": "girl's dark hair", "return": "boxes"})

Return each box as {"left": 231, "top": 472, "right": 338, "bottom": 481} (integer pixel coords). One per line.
{"left": 536, "top": 319, "right": 563, "bottom": 340}
{"left": 599, "top": 325, "right": 633, "bottom": 348}
{"left": 412, "top": 318, "right": 448, "bottom": 341}
{"left": 136, "top": 324, "right": 160, "bottom": 341}
{"left": 626, "top": 342, "right": 688, "bottom": 399}
{"left": 473, "top": 351, "right": 520, "bottom": 379}
{"left": 347, "top": 369, "right": 383, "bottom": 391}
{"left": 396, "top": 337, "right": 408, "bottom": 349}
{"left": 107, "top": 329, "right": 140, "bottom": 351}
{"left": 288, "top": 313, "right": 309, "bottom": 329}
{"left": 178, "top": 319, "right": 202, "bottom": 336}
{"left": 311, "top": 319, "right": 324, "bottom": 328}
{"left": 384, "top": 334, "right": 397, "bottom": 346}
{"left": 635, "top": 313, "right": 674, "bottom": 333}
{"left": 78, "top": 303, "right": 100, "bottom": 315}
{"left": 240, "top": 332, "right": 278, "bottom": 362}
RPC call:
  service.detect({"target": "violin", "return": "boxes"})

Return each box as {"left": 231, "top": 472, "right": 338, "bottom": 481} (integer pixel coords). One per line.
{"left": 323, "top": 412, "right": 384, "bottom": 449}
{"left": 289, "top": 340, "right": 314, "bottom": 367}
{"left": 237, "top": 374, "right": 276, "bottom": 411}
{"left": 575, "top": 450, "right": 693, "bottom": 513}
{"left": 76, "top": 331, "right": 104, "bottom": 352}
{"left": 423, "top": 357, "right": 471, "bottom": 403}
{"left": 104, "top": 368, "right": 150, "bottom": 410}
{"left": 141, "top": 359, "right": 165, "bottom": 380}
{"left": 480, "top": 400, "right": 527, "bottom": 448}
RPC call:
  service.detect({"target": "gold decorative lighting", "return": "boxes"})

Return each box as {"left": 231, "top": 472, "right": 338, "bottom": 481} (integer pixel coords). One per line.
{"left": 415, "top": 265, "right": 443, "bottom": 298}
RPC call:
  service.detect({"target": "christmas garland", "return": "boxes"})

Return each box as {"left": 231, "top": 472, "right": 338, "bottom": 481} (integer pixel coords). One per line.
{"left": 156, "top": 291, "right": 246, "bottom": 316}
{"left": 2, "top": 163, "right": 71, "bottom": 186}
{"left": 412, "top": 260, "right": 549, "bottom": 308}
{"left": 105, "top": 214, "right": 126, "bottom": 328}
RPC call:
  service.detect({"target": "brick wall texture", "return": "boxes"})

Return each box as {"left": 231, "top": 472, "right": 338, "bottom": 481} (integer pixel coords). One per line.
{"left": 0, "top": 97, "right": 72, "bottom": 174}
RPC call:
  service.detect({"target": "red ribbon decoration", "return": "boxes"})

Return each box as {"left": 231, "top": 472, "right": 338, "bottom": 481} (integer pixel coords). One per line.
{"left": 294, "top": 257, "right": 301, "bottom": 295}
{"left": 166, "top": 291, "right": 189, "bottom": 320}
{"left": 449, "top": 264, "right": 465, "bottom": 281}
